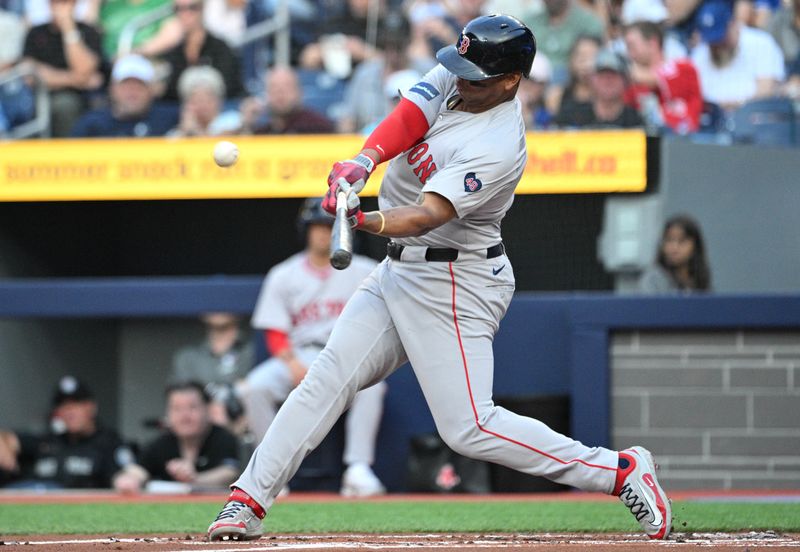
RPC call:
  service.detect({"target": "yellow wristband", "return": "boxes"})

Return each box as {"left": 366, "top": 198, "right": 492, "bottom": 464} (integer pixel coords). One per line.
{"left": 376, "top": 211, "right": 386, "bottom": 235}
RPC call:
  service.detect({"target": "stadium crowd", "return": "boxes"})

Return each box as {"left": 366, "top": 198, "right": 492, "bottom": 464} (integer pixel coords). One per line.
{"left": 0, "top": 0, "right": 798, "bottom": 140}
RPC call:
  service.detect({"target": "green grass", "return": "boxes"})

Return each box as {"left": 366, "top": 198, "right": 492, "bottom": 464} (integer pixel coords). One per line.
{"left": 0, "top": 501, "right": 798, "bottom": 536}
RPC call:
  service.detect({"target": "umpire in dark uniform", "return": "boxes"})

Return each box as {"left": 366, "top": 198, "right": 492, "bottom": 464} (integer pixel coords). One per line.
{"left": 0, "top": 376, "right": 134, "bottom": 489}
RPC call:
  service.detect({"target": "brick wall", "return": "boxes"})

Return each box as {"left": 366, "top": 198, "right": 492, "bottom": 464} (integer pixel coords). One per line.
{"left": 611, "top": 330, "right": 800, "bottom": 490}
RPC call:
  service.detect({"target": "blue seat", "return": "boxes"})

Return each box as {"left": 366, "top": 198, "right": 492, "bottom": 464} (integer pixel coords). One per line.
{"left": 296, "top": 69, "right": 347, "bottom": 120}
{"left": 731, "top": 97, "right": 798, "bottom": 147}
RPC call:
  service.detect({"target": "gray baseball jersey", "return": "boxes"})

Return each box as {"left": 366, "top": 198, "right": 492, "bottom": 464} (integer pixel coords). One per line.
{"left": 234, "top": 65, "right": 619, "bottom": 509}
{"left": 379, "top": 64, "right": 526, "bottom": 250}
{"left": 251, "top": 252, "right": 376, "bottom": 345}
{"left": 246, "top": 251, "right": 385, "bottom": 467}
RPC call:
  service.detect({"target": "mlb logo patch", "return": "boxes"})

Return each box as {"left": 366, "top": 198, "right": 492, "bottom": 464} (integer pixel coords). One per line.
{"left": 463, "top": 172, "right": 482, "bottom": 192}
{"left": 409, "top": 81, "right": 440, "bottom": 101}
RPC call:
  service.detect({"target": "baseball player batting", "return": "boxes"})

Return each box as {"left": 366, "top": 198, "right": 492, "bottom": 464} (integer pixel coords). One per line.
{"left": 208, "top": 14, "right": 672, "bottom": 542}
{"left": 244, "top": 198, "right": 386, "bottom": 497}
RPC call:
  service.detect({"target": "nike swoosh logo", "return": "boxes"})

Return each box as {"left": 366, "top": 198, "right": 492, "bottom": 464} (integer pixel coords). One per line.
{"left": 641, "top": 473, "right": 664, "bottom": 526}
{"left": 492, "top": 264, "right": 506, "bottom": 275}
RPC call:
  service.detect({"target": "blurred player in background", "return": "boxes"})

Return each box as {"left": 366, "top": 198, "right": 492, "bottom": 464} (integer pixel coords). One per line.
{"left": 208, "top": 14, "right": 671, "bottom": 543}
{"left": 0, "top": 376, "right": 134, "bottom": 489}
{"left": 242, "top": 197, "right": 386, "bottom": 498}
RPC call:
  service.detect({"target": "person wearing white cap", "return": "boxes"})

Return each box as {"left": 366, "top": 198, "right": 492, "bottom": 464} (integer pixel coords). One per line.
{"left": 71, "top": 54, "right": 179, "bottom": 137}
{"left": 518, "top": 52, "right": 555, "bottom": 129}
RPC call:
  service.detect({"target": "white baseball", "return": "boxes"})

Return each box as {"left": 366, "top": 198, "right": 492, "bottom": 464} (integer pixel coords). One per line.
{"left": 213, "top": 140, "right": 239, "bottom": 167}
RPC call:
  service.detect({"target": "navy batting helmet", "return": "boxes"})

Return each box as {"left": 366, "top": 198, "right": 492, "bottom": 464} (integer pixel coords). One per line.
{"left": 297, "top": 197, "right": 333, "bottom": 235}
{"left": 436, "top": 14, "right": 536, "bottom": 80}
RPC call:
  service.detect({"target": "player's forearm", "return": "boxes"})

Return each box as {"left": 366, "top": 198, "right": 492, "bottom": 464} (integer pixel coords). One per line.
{"left": 359, "top": 206, "right": 443, "bottom": 238}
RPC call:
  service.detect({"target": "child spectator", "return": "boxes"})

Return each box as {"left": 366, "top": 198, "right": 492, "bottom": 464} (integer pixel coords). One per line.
{"left": 637, "top": 214, "right": 712, "bottom": 293}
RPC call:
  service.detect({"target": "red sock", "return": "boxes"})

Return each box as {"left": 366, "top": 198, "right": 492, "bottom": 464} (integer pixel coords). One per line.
{"left": 229, "top": 487, "right": 266, "bottom": 519}
{"left": 613, "top": 452, "right": 636, "bottom": 495}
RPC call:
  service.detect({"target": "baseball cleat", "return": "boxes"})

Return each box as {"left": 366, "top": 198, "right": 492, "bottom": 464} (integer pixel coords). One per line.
{"left": 615, "top": 446, "right": 672, "bottom": 540}
{"left": 207, "top": 488, "right": 265, "bottom": 542}
{"left": 340, "top": 463, "right": 386, "bottom": 498}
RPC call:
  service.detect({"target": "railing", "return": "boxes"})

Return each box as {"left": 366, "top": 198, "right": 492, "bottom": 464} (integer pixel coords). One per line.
{"left": 0, "top": 64, "right": 50, "bottom": 139}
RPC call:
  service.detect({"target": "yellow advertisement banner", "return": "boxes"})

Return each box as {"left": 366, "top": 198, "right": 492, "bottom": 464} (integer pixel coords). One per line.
{"left": 0, "top": 130, "right": 646, "bottom": 201}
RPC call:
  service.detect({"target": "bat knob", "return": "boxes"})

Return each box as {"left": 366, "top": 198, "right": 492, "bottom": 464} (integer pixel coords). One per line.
{"left": 331, "top": 250, "right": 352, "bottom": 270}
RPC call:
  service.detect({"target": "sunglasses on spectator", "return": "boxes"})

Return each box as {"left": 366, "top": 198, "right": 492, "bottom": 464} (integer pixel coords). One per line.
{"left": 174, "top": 2, "right": 202, "bottom": 12}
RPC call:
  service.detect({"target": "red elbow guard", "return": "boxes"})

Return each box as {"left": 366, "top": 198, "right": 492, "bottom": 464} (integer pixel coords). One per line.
{"left": 364, "top": 98, "right": 430, "bottom": 162}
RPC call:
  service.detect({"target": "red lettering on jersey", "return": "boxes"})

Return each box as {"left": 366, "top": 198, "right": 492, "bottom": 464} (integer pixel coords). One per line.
{"left": 290, "top": 300, "right": 347, "bottom": 326}
{"left": 406, "top": 142, "right": 438, "bottom": 185}
{"left": 413, "top": 155, "right": 437, "bottom": 184}
{"left": 407, "top": 143, "right": 428, "bottom": 164}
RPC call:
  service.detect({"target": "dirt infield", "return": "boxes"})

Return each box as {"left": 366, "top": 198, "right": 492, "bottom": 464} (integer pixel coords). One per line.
{"left": 2, "top": 532, "right": 800, "bottom": 551}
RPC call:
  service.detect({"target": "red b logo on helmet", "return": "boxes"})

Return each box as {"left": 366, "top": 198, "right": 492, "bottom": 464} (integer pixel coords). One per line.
{"left": 457, "top": 35, "right": 470, "bottom": 55}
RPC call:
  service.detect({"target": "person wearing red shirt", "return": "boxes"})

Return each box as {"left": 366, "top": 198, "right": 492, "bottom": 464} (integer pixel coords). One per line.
{"left": 623, "top": 21, "right": 703, "bottom": 134}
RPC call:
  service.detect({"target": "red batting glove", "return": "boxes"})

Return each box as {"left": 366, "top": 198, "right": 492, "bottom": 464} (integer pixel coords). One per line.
{"left": 326, "top": 153, "right": 376, "bottom": 195}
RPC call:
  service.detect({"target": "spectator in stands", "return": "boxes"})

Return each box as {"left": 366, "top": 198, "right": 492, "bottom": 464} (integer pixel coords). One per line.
{"left": 71, "top": 54, "right": 179, "bottom": 137}
{"left": 338, "top": 11, "right": 422, "bottom": 133}
{"left": 171, "top": 312, "right": 254, "bottom": 432}
{"left": 20, "top": 0, "right": 104, "bottom": 136}
{"left": 113, "top": 381, "right": 240, "bottom": 493}
{"left": 638, "top": 214, "right": 712, "bottom": 293}
{"left": 691, "top": 1, "right": 785, "bottom": 110}
{"left": 546, "top": 34, "right": 602, "bottom": 117}
{"left": 98, "top": 0, "right": 173, "bottom": 60}
{"left": 768, "top": 0, "right": 800, "bottom": 68}
{"left": 623, "top": 21, "right": 702, "bottom": 134}
{"left": 736, "top": 0, "right": 778, "bottom": 29}
{"left": 619, "top": 0, "right": 689, "bottom": 61}
{"left": 26, "top": 0, "right": 99, "bottom": 26}
{"left": 168, "top": 65, "right": 241, "bottom": 136}
{"left": 406, "top": 0, "right": 487, "bottom": 70}
{"left": 238, "top": 65, "right": 335, "bottom": 134}
{"left": 298, "top": 0, "right": 389, "bottom": 79}
{"left": 518, "top": 52, "right": 555, "bottom": 129}
{"left": 0, "top": 0, "right": 25, "bottom": 71}
{"left": 555, "top": 48, "right": 644, "bottom": 127}
{"left": 159, "top": 0, "right": 244, "bottom": 101}
{"left": 0, "top": 376, "right": 135, "bottom": 489}
{"left": 203, "top": 0, "right": 246, "bottom": 47}
{"left": 521, "top": 0, "right": 605, "bottom": 85}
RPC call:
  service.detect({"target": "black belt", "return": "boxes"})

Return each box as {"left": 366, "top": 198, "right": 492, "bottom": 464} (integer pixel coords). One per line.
{"left": 387, "top": 241, "right": 505, "bottom": 262}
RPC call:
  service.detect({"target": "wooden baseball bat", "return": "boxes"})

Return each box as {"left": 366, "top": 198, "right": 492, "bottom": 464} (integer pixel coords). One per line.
{"left": 330, "top": 189, "right": 353, "bottom": 270}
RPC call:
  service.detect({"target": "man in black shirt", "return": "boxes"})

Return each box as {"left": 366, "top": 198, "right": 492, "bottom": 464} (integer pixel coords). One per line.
{"left": 0, "top": 376, "right": 134, "bottom": 489}
{"left": 20, "top": 0, "right": 104, "bottom": 136}
{"left": 113, "top": 381, "right": 240, "bottom": 492}
{"left": 555, "top": 49, "right": 643, "bottom": 129}
{"left": 159, "top": 0, "right": 243, "bottom": 101}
